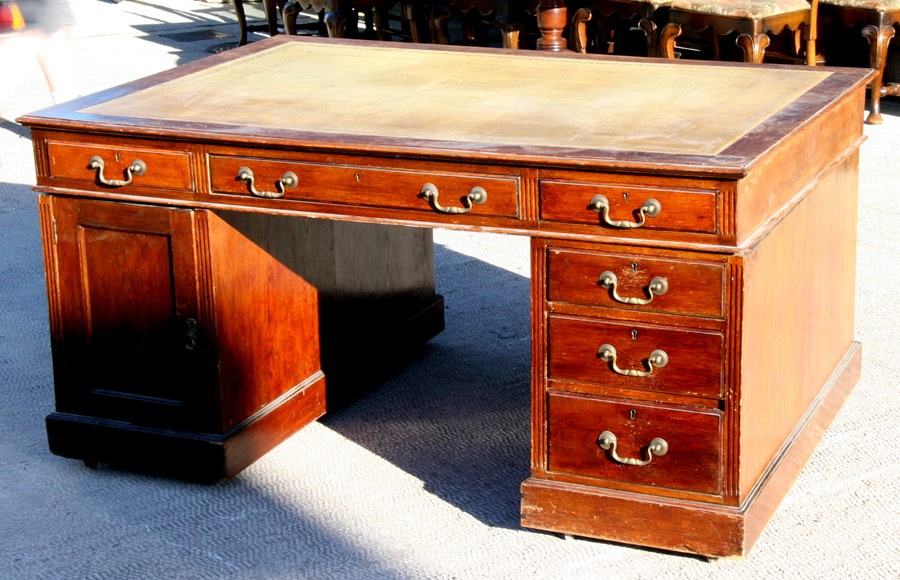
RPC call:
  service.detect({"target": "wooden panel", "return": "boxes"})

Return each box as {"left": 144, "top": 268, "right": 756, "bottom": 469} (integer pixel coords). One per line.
{"left": 548, "top": 392, "right": 723, "bottom": 495}
{"left": 736, "top": 151, "right": 860, "bottom": 499}
{"left": 548, "top": 315, "right": 724, "bottom": 399}
{"left": 205, "top": 211, "right": 323, "bottom": 432}
{"left": 46, "top": 196, "right": 202, "bottom": 427}
{"left": 547, "top": 247, "right": 725, "bottom": 319}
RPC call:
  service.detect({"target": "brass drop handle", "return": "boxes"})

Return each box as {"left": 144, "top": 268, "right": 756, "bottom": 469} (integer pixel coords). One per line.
{"left": 598, "top": 271, "right": 669, "bottom": 305}
{"left": 590, "top": 194, "right": 661, "bottom": 228}
{"left": 237, "top": 166, "right": 298, "bottom": 199}
{"left": 598, "top": 431, "right": 668, "bottom": 466}
{"left": 597, "top": 344, "right": 668, "bottom": 377}
{"left": 88, "top": 155, "right": 146, "bottom": 187}
{"left": 420, "top": 183, "right": 487, "bottom": 214}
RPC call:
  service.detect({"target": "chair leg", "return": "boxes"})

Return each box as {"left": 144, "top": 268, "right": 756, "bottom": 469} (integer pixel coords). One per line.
{"left": 495, "top": 16, "right": 522, "bottom": 49}
{"left": 638, "top": 18, "right": 659, "bottom": 57}
{"left": 263, "top": 0, "right": 279, "bottom": 37}
{"left": 232, "top": 0, "right": 248, "bottom": 46}
{"left": 572, "top": 8, "right": 592, "bottom": 53}
{"left": 736, "top": 32, "right": 770, "bottom": 62}
{"left": 861, "top": 23, "right": 896, "bottom": 125}
{"left": 659, "top": 22, "right": 680, "bottom": 58}
{"left": 323, "top": 10, "right": 348, "bottom": 37}
{"left": 283, "top": 1, "right": 298, "bottom": 35}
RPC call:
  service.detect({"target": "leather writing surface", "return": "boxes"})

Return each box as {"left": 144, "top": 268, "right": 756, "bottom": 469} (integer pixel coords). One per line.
{"left": 82, "top": 41, "right": 831, "bottom": 156}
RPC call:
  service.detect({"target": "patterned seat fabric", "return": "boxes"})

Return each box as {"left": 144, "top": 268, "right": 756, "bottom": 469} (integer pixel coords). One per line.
{"left": 817, "top": 0, "right": 900, "bottom": 9}
{"left": 669, "top": 0, "right": 811, "bottom": 17}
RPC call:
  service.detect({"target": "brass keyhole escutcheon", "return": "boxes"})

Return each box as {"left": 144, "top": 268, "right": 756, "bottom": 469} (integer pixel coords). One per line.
{"left": 631, "top": 330, "right": 639, "bottom": 340}
{"left": 629, "top": 409, "right": 637, "bottom": 420}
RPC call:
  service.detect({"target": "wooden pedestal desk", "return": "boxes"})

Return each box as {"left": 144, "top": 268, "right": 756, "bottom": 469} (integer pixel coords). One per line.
{"left": 18, "top": 37, "right": 872, "bottom": 558}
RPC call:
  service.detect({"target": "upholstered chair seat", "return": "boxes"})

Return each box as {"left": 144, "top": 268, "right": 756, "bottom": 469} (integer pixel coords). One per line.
{"left": 660, "top": 0, "right": 819, "bottom": 64}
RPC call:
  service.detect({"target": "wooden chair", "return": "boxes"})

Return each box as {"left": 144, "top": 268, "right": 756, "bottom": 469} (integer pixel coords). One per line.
{"left": 659, "top": 0, "right": 819, "bottom": 64}
{"left": 570, "top": 0, "right": 673, "bottom": 56}
{"left": 818, "top": 0, "right": 899, "bottom": 123}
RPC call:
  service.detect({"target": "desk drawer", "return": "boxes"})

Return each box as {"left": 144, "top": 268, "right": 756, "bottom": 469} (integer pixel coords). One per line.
{"left": 208, "top": 154, "right": 520, "bottom": 218}
{"left": 548, "top": 248, "right": 725, "bottom": 319}
{"left": 548, "top": 315, "right": 724, "bottom": 399}
{"left": 46, "top": 141, "right": 194, "bottom": 193}
{"left": 540, "top": 179, "right": 718, "bottom": 235}
{"left": 547, "top": 391, "right": 722, "bottom": 495}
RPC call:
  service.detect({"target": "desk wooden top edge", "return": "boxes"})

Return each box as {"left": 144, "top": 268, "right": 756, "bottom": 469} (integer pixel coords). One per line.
{"left": 17, "top": 36, "right": 873, "bottom": 178}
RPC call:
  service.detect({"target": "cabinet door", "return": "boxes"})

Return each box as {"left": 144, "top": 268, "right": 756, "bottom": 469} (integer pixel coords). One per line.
{"left": 43, "top": 196, "right": 205, "bottom": 428}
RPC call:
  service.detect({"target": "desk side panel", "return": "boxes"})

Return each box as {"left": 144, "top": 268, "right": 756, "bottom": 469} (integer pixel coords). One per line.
{"left": 737, "top": 149, "right": 860, "bottom": 499}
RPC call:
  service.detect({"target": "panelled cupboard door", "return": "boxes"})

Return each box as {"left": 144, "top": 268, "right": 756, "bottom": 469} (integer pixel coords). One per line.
{"left": 44, "top": 196, "right": 206, "bottom": 429}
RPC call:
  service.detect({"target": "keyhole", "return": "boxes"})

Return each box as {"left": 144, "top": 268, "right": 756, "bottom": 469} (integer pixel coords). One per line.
{"left": 115, "top": 153, "right": 121, "bottom": 163}
{"left": 622, "top": 192, "right": 629, "bottom": 201}
{"left": 629, "top": 409, "right": 637, "bottom": 420}
{"left": 631, "top": 329, "right": 638, "bottom": 340}
{"left": 631, "top": 262, "right": 639, "bottom": 271}
{"left": 355, "top": 173, "right": 362, "bottom": 182}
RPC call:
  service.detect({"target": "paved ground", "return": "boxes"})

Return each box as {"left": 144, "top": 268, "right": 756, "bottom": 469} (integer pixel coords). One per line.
{"left": 1, "top": 1, "right": 898, "bottom": 578}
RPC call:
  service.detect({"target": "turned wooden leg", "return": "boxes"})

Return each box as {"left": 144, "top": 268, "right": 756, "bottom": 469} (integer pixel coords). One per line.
{"left": 537, "top": 0, "right": 567, "bottom": 51}
{"left": 736, "top": 32, "right": 770, "bottom": 62}
{"left": 232, "top": 0, "right": 249, "bottom": 45}
{"left": 861, "top": 23, "right": 895, "bottom": 125}
{"left": 572, "top": 8, "right": 592, "bottom": 53}
{"left": 659, "top": 22, "right": 680, "bottom": 58}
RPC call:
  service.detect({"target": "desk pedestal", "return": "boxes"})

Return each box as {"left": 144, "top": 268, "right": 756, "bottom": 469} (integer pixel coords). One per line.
{"left": 40, "top": 197, "right": 443, "bottom": 481}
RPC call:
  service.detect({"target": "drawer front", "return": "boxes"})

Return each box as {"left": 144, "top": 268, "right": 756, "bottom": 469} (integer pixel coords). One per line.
{"left": 208, "top": 154, "right": 520, "bottom": 218}
{"left": 46, "top": 141, "right": 194, "bottom": 192}
{"left": 548, "top": 316, "right": 724, "bottom": 398}
{"left": 548, "top": 248, "right": 725, "bottom": 318}
{"left": 548, "top": 391, "right": 722, "bottom": 495}
{"left": 540, "top": 180, "right": 718, "bottom": 234}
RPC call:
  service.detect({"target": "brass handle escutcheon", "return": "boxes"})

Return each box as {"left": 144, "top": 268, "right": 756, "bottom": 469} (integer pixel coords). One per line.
{"left": 420, "top": 183, "right": 487, "bottom": 214}
{"left": 88, "top": 155, "right": 146, "bottom": 187}
{"left": 237, "top": 166, "right": 298, "bottom": 199}
{"left": 597, "top": 344, "right": 668, "bottom": 377}
{"left": 590, "top": 194, "right": 661, "bottom": 228}
{"left": 598, "top": 431, "right": 668, "bottom": 466}
{"left": 598, "top": 271, "right": 669, "bottom": 305}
